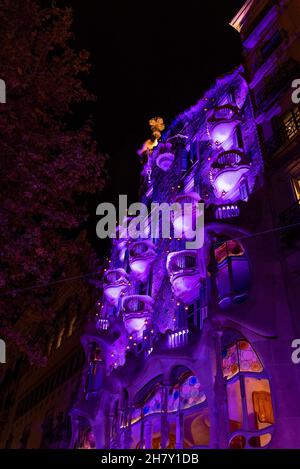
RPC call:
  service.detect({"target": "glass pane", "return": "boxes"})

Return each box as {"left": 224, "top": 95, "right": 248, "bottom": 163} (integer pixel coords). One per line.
{"left": 245, "top": 377, "right": 273, "bottom": 431}
{"left": 167, "top": 384, "right": 180, "bottom": 413}
{"left": 229, "top": 434, "right": 246, "bottom": 449}
{"left": 249, "top": 433, "right": 272, "bottom": 448}
{"left": 227, "top": 379, "right": 243, "bottom": 431}
{"left": 222, "top": 344, "right": 239, "bottom": 379}
{"left": 284, "top": 114, "right": 298, "bottom": 139}
{"left": 292, "top": 177, "right": 300, "bottom": 202}
{"left": 180, "top": 375, "right": 206, "bottom": 409}
{"left": 143, "top": 388, "right": 162, "bottom": 417}
{"left": 238, "top": 341, "right": 263, "bottom": 373}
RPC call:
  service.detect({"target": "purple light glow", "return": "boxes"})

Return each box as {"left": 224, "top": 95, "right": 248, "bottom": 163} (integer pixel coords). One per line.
{"left": 167, "top": 250, "right": 203, "bottom": 304}
{"left": 172, "top": 192, "right": 202, "bottom": 240}
{"left": 207, "top": 104, "right": 240, "bottom": 145}
{"left": 129, "top": 240, "right": 156, "bottom": 282}
{"left": 103, "top": 268, "right": 129, "bottom": 306}
{"left": 213, "top": 166, "right": 250, "bottom": 196}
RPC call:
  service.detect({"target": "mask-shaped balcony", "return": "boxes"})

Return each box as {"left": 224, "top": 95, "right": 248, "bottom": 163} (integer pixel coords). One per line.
{"left": 166, "top": 250, "right": 203, "bottom": 304}
{"left": 129, "top": 240, "right": 156, "bottom": 282}
{"left": 122, "top": 295, "right": 154, "bottom": 341}
{"left": 172, "top": 192, "right": 202, "bottom": 240}
{"left": 103, "top": 268, "right": 129, "bottom": 306}
{"left": 210, "top": 150, "right": 250, "bottom": 199}
{"left": 207, "top": 104, "right": 241, "bottom": 145}
{"left": 155, "top": 142, "right": 175, "bottom": 171}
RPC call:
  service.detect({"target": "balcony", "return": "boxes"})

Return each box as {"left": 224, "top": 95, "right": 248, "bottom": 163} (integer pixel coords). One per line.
{"left": 122, "top": 295, "right": 154, "bottom": 341}
{"left": 207, "top": 104, "right": 240, "bottom": 145}
{"left": 172, "top": 192, "right": 202, "bottom": 240}
{"left": 210, "top": 150, "right": 250, "bottom": 199}
{"left": 166, "top": 250, "right": 203, "bottom": 304}
{"left": 129, "top": 240, "right": 156, "bottom": 282}
{"left": 155, "top": 142, "right": 175, "bottom": 171}
{"left": 103, "top": 268, "right": 129, "bottom": 306}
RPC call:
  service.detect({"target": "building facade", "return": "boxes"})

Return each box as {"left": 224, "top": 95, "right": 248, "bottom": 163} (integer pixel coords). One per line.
{"left": 0, "top": 235, "right": 95, "bottom": 449}
{"left": 71, "top": 0, "right": 300, "bottom": 449}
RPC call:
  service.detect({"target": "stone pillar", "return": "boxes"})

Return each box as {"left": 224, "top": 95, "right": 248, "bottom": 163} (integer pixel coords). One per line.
{"left": 92, "top": 410, "right": 106, "bottom": 449}
{"left": 108, "top": 412, "right": 115, "bottom": 449}
{"left": 69, "top": 415, "right": 79, "bottom": 449}
{"left": 123, "top": 405, "right": 133, "bottom": 449}
{"left": 160, "top": 385, "right": 170, "bottom": 449}
{"left": 240, "top": 375, "right": 249, "bottom": 430}
{"left": 212, "top": 329, "right": 229, "bottom": 449}
{"left": 175, "top": 412, "right": 183, "bottom": 449}
{"left": 144, "top": 420, "right": 152, "bottom": 449}
{"left": 140, "top": 413, "right": 145, "bottom": 449}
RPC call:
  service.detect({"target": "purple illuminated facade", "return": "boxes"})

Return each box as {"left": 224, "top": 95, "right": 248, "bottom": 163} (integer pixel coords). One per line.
{"left": 71, "top": 0, "right": 300, "bottom": 449}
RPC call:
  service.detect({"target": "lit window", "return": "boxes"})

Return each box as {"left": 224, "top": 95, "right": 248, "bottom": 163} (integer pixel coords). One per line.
{"left": 292, "top": 177, "right": 300, "bottom": 203}
{"left": 253, "top": 390, "right": 274, "bottom": 425}
{"left": 283, "top": 106, "right": 300, "bottom": 140}
{"left": 68, "top": 316, "right": 77, "bottom": 337}
{"left": 56, "top": 327, "right": 65, "bottom": 349}
{"left": 222, "top": 331, "right": 275, "bottom": 449}
{"left": 222, "top": 340, "right": 263, "bottom": 380}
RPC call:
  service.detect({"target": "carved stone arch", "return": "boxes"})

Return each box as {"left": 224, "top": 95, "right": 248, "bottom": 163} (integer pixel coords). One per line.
{"left": 126, "top": 358, "right": 166, "bottom": 402}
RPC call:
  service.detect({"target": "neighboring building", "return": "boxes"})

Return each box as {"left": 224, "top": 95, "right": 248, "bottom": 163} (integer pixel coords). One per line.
{"left": 71, "top": 0, "right": 300, "bottom": 450}
{"left": 0, "top": 235, "right": 95, "bottom": 449}
{"left": 230, "top": 0, "right": 300, "bottom": 448}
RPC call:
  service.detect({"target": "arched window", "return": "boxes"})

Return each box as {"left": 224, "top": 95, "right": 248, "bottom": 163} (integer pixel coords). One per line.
{"left": 126, "top": 370, "right": 209, "bottom": 449}
{"left": 222, "top": 330, "right": 274, "bottom": 449}
{"left": 214, "top": 239, "right": 250, "bottom": 308}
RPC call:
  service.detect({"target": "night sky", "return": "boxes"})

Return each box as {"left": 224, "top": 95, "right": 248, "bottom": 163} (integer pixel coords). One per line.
{"left": 63, "top": 0, "right": 246, "bottom": 248}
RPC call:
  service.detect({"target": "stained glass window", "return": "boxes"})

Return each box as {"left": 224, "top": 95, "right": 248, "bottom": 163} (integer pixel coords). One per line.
{"left": 238, "top": 341, "right": 263, "bottom": 373}
{"left": 180, "top": 375, "right": 206, "bottom": 409}
{"left": 222, "top": 344, "right": 239, "bottom": 380}
{"left": 253, "top": 391, "right": 274, "bottom": 425}
{"left": 167, "top": 385, "right": 180, "bottom": 413}
{"left": 143, "top": 388, "right": 162, "bottom": 417}
{"left": 222, "top": 340, "right": 263, "bottom": 379}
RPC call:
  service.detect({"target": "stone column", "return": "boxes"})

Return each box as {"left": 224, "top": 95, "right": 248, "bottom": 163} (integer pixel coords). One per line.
{"left": 140, "top": 412, "right": 145, "bottom": 449}
{"left": 160, "top": 385, "right": 170, "bottom": 449}
{"left": 123, "top": 405, "right": 133, "bottom": 449}
{"left": 92, "top": 410, "right": 106, "bottom": 449}
{"left": 108, "top": 412, "right": 115, "bottom": 449}
{"left": 144, "top": 420, "right": 152, "bottom": 449}
{"left": 212, "top": 329, "right": 229, "bottom": 449}
{"left": 69, "top": 415, "right": 79, "bottom": 449}
{"left": 175, "top": 411, "right": 183, "bottom": 449}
